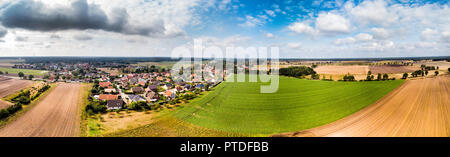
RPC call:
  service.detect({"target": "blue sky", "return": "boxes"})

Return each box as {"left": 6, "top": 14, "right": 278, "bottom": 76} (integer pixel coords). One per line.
{"left": 0, "top": 0, "right": 449, "bottom": 58}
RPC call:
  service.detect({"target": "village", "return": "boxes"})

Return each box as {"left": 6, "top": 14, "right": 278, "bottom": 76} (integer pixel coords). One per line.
{"left": 11, "top": 62, "right": 220, "bottom": 113}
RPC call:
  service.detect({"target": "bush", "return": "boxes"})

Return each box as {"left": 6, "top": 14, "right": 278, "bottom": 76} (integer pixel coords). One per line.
{"left": 280, "top": 66, "right": 316, "bottom": 78}
{"left": 0, "top": 109, "right": 9, "bottom": 119}
{"left": 343, "top": 74, "right": 355, "bottom": 81}
{"left": 7, "top": 103, "right": 22, "bottom": 114}
{"left": 85, "top": 101, "right": 107, "bottom": 113}
{"left": 402, "top": 73, "right": 408, "bottom": 79}
{"left": 15, "top": 96, "right": 30, "bottom": 105}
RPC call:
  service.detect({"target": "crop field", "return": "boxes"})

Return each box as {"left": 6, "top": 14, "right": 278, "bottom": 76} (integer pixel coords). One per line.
{"left": 0, "top": 83, "right": 81, "bottom": 137}
{"left": 168, "top": 75, "right": 404, "bottom": 135}
{"left": 0, "top": 67, "right": 48, "bottom": 76}
{"left": 276, "top": 75, "right": 450, "bottom": 137}
{"left": 315, "top": 65, "right": 369, "bottom": 74}
{"left": 369, "top": 65, "right": 418, "bottom": 74}
{"left": 0, "top": 77, "right": 33, "bottom": 109}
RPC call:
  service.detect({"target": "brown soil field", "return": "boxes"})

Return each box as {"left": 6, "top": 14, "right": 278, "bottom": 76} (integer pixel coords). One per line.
{"left": 275, "top": 75, "right": 450, "bottom": 137}
{"left": 315, "top": 65, "right": 369, "bottom": 74}
{"left": 369, "top": 65, "right": 418, "bottom": 74}
{"left": 0, "top": 83, "right": 81, "bottom": 137}
{"left": 0, "top": 77, "right": 33, "bottom": 109}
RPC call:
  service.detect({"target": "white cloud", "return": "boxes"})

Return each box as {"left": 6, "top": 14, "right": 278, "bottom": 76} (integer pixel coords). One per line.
{"left": 334, "top": 37, "right": 355, "bottom": 45}
{"left": 346, "top": 0, "right": 398, "bottom": 26}
{"left": 287, "top": 22, "right": 316, "bottom": 36}
{"left": 287, "top": 42, "right": 302, "bottom": 49}
{"left": 315, "top": 12, "right": 351, "bottom": 35}
{"left": 15, "top": 36, "right": 28, "bottom": 42}
{"left": 440, "top": 31, "right": 450, "bottom": 43}
{"left": 73, "top": 34, "right": 93, "bottom": 41}
{"left": 239, "top": 15, "right": 265, "bottom": 27}
{"left": 218, "top": 0, "right": 232, "bottom": 10}
{"left": 371, "top": 27, "right": 390, "bottom": 39}
{"left": 265, "top": 33, "right": 274, "bottom": 38}
{"left": 420, "top": 28, "right": 439, "bottom": 41}
{"left": 265, "top": 10, "right": 276, "bottom": 17}
{"left": 355, "top": 33, "right": 373, "bottom": 42}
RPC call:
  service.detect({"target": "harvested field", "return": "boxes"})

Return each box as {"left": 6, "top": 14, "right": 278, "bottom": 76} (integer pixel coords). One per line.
{"left": 369, "top": 65, "right": 418, "bottom": 74}
{"left": 0, "top": 83, "right": 81, "bottom": 137}
{"left": 0, "top": 77, "right": 33, "bottom": 109}
{"left": 315, "top": 65, "right": 369, "bottom": 75}
{"left": 275, "top": 75, "right": 450, "bottom": 137}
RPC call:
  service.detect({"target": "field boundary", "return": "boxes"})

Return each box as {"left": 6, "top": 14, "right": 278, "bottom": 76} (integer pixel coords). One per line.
{"left": 79, "top": 83, "right": 92, "bottom": 137}
{"left": 0, "top": 83, "right": 57, "bottom": 129}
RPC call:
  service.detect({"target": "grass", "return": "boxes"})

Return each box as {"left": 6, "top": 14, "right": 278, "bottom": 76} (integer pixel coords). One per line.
{"left": 0, "top": 83, "right": 56, "bottom": 129}
{"left": 0, "top": 67, "right": 48, "bottom": 76}
{"left": 111, "top": 75, "right": 404, "bottom": 136}
{"left": 78, "top": 83, "right": 93, "bottom": 137}
{"left": 172, "top": 75, "right": 405, "bottom": 136}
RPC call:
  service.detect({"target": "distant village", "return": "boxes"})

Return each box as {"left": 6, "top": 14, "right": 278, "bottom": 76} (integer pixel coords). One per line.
{"left": 12, "top": 62, "right": 221, "bottom": 112}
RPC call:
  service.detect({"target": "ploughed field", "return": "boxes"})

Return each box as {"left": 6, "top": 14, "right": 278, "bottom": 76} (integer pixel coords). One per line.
{"left": 0, "top": 83, "right": 81, "bottom": 137}
{"left": 0, "top": 77, "right": 32, "bottom": 109}
{"left": 276, "top": 75, "right": 450, "bottom": 137}
{"left": 172, "top": 76, "right": 405, "bottom": 135}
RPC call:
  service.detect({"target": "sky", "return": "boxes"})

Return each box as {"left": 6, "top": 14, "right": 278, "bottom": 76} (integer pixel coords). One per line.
{"left": 0, "top": 0, "right": 449, "bottom": 58}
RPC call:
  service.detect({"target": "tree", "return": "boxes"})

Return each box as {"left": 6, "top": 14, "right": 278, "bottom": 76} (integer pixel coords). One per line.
{"left": 448, "top": 67, "right": 450, "bottom": 73}
{"left": 28, "top": 75, "right": 34, "bottom": 80}
{"left": 0, "top": 71, "right": 3, "bottom": 75}
{"left": 18, "top": 72, "right": 25, "bottom": 78}
{"left": 425, "top": 70, "right": 428, "bottom": 76}
{"left": 435, "top": 71, "right": 439, "bottom": 76}
{"left": 402, "top": 73, "right": 408, "bottom": 79}
{"left": 382, "top": 74, "right": 389, "bottom": 80}
{"left": 377, "top": 73, "right": 382, "bottom": 81}
{"left": 368, "top": 71, "right": 372, "bottom": 76}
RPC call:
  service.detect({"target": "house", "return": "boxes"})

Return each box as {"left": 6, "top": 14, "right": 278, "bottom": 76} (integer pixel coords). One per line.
{"left": 98, "top": 94, "right": 119, "bottom": 101}
{"left": 104, "top": 87, "right": 116, "bottom": 93}
{"left": 106, "top": 100, "right": 123, "bottom": 110}
{"left": 145, "top": 91, "right": 159, "bottom": 102}
{"left": 138, "top": 81, "right": 146, "bottom": 87}
{"left": 164, "top": 90, "right": 176, "bottom": 99}
{"left": 131, "top": 87, "right": 145, "bottom": 94}
{"left": 146, "top": 85, "right": 158, "bottom": 92}
{"left": 99, "top": 82, "right": 112, "bottom": 88}
{"left": 128, "top": 95, "right": 146, "bottom": 103}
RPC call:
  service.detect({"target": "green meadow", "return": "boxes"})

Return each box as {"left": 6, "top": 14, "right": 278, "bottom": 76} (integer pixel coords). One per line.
{"left": 172, "top": 76, "right": 404, "bottom": 135}
{"left": 111, "top": 75, "right": 404, "bottom": 137}
{"left": 0, "top": 67, "right": 48, "bottom": 76}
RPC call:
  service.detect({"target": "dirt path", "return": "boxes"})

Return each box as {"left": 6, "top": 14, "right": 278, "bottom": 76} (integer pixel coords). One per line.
{"left": 0, "top": 83, "right": 81, "bottom": 137}
{"left": 275, "top": 76, "right": 450, "bottom": 137}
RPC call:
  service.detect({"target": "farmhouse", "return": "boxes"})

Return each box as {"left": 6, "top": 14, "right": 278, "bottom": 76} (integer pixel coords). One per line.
{"left": 106, "top": 100, "right": 124, "bottom": 110}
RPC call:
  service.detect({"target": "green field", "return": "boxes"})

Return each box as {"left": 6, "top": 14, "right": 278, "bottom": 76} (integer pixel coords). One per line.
{"left": 170, "top": 76, "right": 404, "bottom": 135}
{"left": 111, "top": 75, "right": 404, "bottom": 136}
{"left": 0, "top": 67, "right": 48, "bottom": 76}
